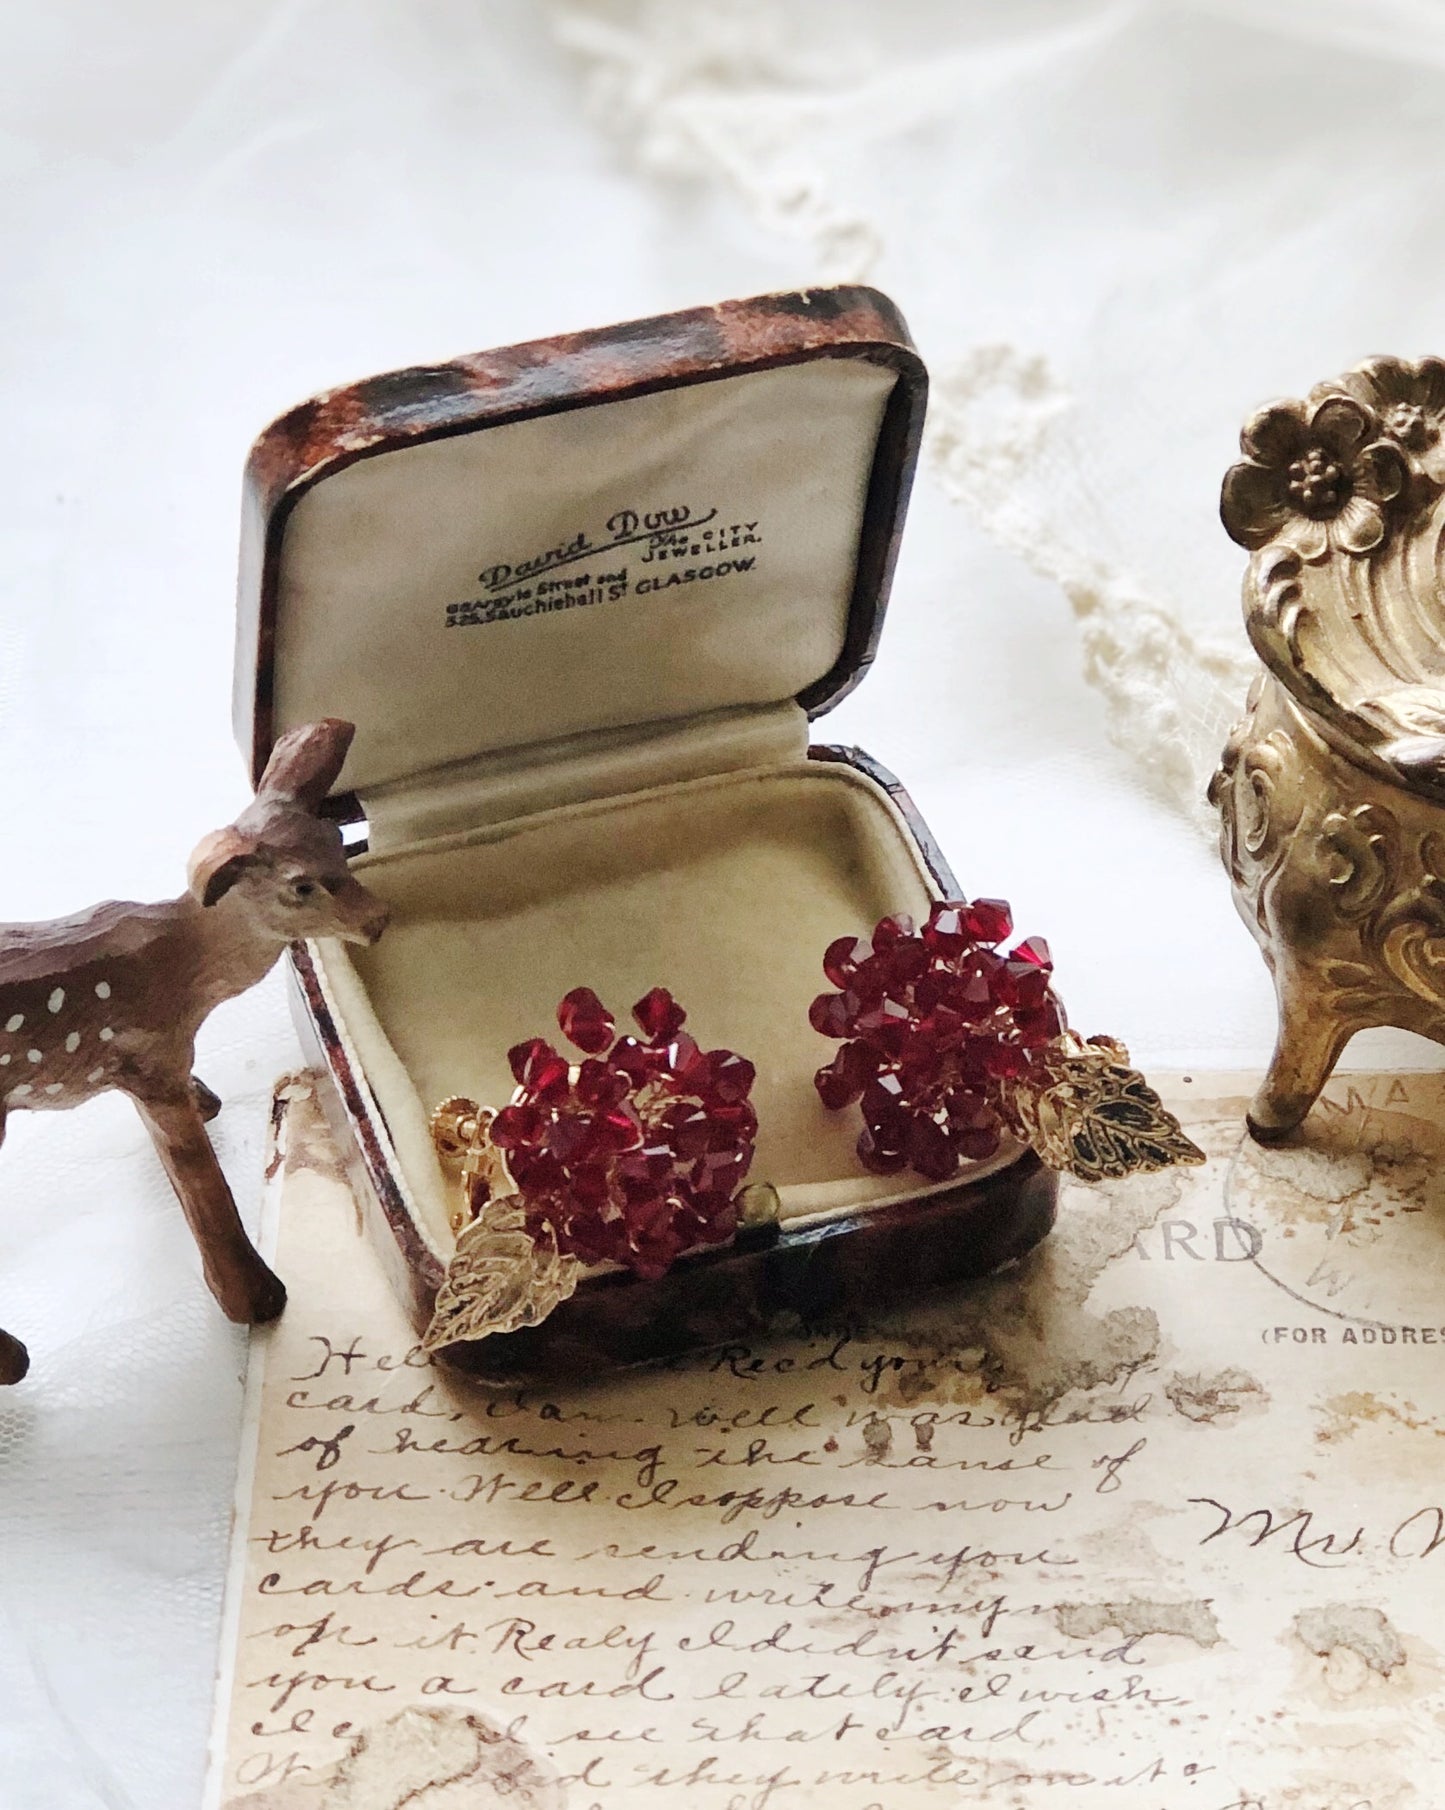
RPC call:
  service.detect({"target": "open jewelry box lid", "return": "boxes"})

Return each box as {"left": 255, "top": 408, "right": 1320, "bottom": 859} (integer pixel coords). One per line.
{"left": 234, "top": 286, "right": 926, "bottom": 803}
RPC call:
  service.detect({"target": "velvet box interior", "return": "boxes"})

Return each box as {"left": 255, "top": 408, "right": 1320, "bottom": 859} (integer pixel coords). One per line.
{"left": 235, "top": 287, "right": 1057, "bottom": 1379}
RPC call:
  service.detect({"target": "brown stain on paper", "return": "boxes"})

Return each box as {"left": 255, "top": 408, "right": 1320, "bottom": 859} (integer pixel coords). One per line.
{"left": 1053, "top": 1598, "right": 1221, "bottom": 1648}
{"left": 861, "top": 1411, "right": 892, "bottom": 1462}
{"left": 864, "top": 1167, "right": 1186, "bottom": 1418}
{"left": 1293, "top": 1604, "right": 1406, "bottom": 1679}
{"left": 1165, "top": 1366, "right": 1268, "bottom": 1424}
{"left": 1315, "top": 1389, "right": 1443, "bottom": 1445}
{"left": 227, "top": 1706, "right": 563, "bottom": 1810}
{"left": 281, "top": 1078, "right": 353, "bottom": 1192}
{"left": 1230, "top": 1094, "right": 1445, "bottom": 1233}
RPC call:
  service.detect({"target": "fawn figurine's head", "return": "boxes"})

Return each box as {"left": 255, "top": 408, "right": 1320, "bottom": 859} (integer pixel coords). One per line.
{"left": 187, "top": 720, "right": 390, "bottom": 945}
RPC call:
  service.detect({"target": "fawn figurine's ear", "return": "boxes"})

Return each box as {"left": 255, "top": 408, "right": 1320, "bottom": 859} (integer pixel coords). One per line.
{"left": 257, "top": 718, "right": 356, "bottom": 812}
{"left": 188, "top": 828, "right": 262, "bottom": 907}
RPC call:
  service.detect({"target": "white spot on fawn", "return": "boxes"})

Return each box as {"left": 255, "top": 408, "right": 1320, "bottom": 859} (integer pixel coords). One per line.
{"left": 94, "top": 981, "right": 111, "bottom": 1000}
{"left": 65, "top": 1032, "right": 80, "bottom": 1053}
{"left": 48, "top": 989, "right": 64, "bottom": 1013}
{"left": 99, "top": 1028, "right": 115, "bottom": 1042}
{"left": 26, "top": 1050, "right": 42, "bottom": 1064}
{"left": 44, "top": 1083, "right": 62, "bottom": 1095}
{"left": 87, "top": 1067, "right": 106, "bottom": 1083}
{"left": 0, "top": 1055, "right": 8, "bottom": 1066}
{"left": 4, "top": 1015, "right": 22, "bottom": 1033}
{"left": 10, "top": 1084, "right": 31, "bottom": 1098}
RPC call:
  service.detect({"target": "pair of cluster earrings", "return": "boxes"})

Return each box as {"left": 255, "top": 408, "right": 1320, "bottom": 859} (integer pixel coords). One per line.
{"left": 425, "top": 897, "right": 1203, "bottom": 1349}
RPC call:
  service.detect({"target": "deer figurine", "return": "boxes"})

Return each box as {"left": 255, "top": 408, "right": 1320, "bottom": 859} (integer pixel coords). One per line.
{"left": 0, "top": 718, "right": 388, "bottom": 1384}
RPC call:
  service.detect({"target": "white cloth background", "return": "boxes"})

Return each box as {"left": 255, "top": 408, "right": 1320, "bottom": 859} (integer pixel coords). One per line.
{"left": 3, "top": 2, "right": 1445, "bottom": 1802}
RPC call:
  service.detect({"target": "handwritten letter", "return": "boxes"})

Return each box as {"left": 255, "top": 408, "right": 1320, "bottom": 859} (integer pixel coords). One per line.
{"left": 209, "top": 1075, "right": 1445, "bottom": 1808}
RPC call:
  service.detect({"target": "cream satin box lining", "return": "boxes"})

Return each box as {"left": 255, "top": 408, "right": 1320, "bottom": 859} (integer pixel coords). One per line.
{"left": 314, "top": 736, "right": 1024, "bottom": 1268}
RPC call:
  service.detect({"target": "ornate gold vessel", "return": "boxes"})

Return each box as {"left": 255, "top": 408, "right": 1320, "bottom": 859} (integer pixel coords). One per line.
{"left": 1213, "top": 359, "right": 1445, "bottom": 1138}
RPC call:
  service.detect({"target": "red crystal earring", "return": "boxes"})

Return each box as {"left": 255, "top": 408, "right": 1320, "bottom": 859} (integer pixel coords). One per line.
{"left": 424, "top": 988, "right": 776, "bottom": 1350}
{"left": 811, "top": 899, "right": 1203, "bottom": 1184}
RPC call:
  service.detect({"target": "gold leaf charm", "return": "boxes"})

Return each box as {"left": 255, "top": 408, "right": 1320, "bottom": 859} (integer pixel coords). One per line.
{"left": 423, "top": 1194, "right": 583, "bottom": 1352}
{"left": 1006, "top": 1039, "right": 1205, "bottom": 1183}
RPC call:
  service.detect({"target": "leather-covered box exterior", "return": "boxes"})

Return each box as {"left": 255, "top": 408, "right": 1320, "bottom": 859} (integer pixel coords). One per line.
{"left": 243, "top": 288, "right": 1059, "bottom": 1378}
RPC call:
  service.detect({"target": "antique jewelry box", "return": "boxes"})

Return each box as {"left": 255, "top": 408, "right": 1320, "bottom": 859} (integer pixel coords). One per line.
{"left": 235, "top": 287, "right": 1061, "bottom": 1380}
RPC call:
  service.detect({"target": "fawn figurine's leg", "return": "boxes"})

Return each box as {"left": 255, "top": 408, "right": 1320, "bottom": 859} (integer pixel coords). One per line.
{"left": 191, "top": 1077, "right": 222, "bottom": 1123}
{"left": 0, "top": 1109, "right": 27, "bottom": 1383}
{"left": 131, "top": 1090, "right": 286, "bottom": 1324}
{"left": 1249, "top": 967, "right": 1354, "bottom": 1144}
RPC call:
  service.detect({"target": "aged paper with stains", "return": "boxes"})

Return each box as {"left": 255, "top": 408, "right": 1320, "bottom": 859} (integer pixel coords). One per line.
{"left": 205, "top": 1073, "right": 1445, "bottom": 1810}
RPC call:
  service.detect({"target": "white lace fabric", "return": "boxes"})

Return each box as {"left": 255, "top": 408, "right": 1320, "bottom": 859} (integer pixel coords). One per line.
{"left": 4, "top": 1, "right": 1445, "bottom": 1803}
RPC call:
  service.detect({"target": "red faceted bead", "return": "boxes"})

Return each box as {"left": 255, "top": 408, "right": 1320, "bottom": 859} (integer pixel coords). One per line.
{"left": 626, "top": 1191, "right": 674, "bottom": 1235}
{"left": 568, "top": 1216, "right": 629, "bottom": 1267}
{"left": 568, "top": 1163, "right": 610, "bottom": 1206}
{"left": 946, "top": 966, "right": 995, "bottom": 1021}
{"left": 593, "top": 1106, "right": 644, "bottom": 1153}
{"left": 519, "top": 1049, "right": 571, "bottom": 1103}
{"left": 545, "top": 1112, "right": 602, "bottom": 1165}
{"left": 823, "top": 934, "right": 871, "bottom": 987}
{"left": 987, "top": 956, "right": 1042, "bottom": 1010}
{"left": 508, "top": 1036, "right": 558, "bottom": 1087}
{"left": 660, "top": 1029, "right": 703, "bottom": 1081}
{"left": 945, "top": 1086, "right": 996, "bottom": 1130}
{"left": 694, "top": 1146, "right": 751, "bottom": 1191}
{"left": 662, "top": 1100, "right": 712, "bottom": 1159}
{"left": 574, "top": 1059, "right": 629, "bottom": 1109}
{"left": 669, "top": 1204, "right": 706, "bottom": 1247}
{"left": 879, "top": 935, "right": 930, "bottom": 991}
{"left": 633, "top": 987, "right": 687, "bottom": 1042}
{"left": 857, "top": 1127, "right": 908, "bottom": 1174}
{"left": 490, "top": 1101, "right": 545, "bottom": 1148}
{"left": 951, "top": 1038, "right": 991, "bottom": 1087}
{"left": 923, "top": 901, "right": 972, "bottom": 957}
{"left": 610, "top": 1036, "right": 662, "bottom": 1083}
{"left": 853, "top": 999, "right": 912, "bottom": 1054}
{"left": 962, "top": 898, "right": 1013, "bottom": 945}
{"left": 905, "top": 1112, "right": 960, "bottom": 1182}
{"left": 557, "top": 986, "right": 616, "bottom": 1055}
{"left": 1002, "top": 959, "right": 1051, "bottom": 1009}
{"left": 707, "top": 1100, "right": 757, "bottom": 1149}
{"left": 861, "top": 1072, "right": 909, "bottom": 1143}
{"left": 984, "top": 1041, "right": 1028, "bottom": 1081}
{"left": 694, "top": 1197, "right": 740, "bottom": 1245}
{"left": 912, "top": 969, "right": 947, "bottom": 1014}
{"left": 897, "top": 1031, "right": 945, "bottom": 1089}
{"left": 844, "top": 956, "right": 888, "bottom": 1007}
{"left": 838, "top": 1038, "right": 878, "bottom": 1090}
{"left": 872, "top": 912, "right": 916, "bottom": 953}
{"left": 816, "top": 1039, "right": 880, "bottom": 1109}
{"left": 703, "top": 1050, "right": 755, "bottom": 1104}
{"left": 954, "top": 1121, "right": 1002, "bottom": 1162}
{"left": 1013, "top": 1000, "right": 1063, "bottom": 1047}
{"left": 914, "top": 1004, "right": 965, "bottom": 1052}
{"left": 616, "top": 1165, "right": 666, "bottom": 1209}
{"left": 509, "top": 1146, "right": 566, "bottom": 1194}
{"left": 1011, "top": 935, "right": 1051, "bottom": 968}
{"left": 809, "top": 991, "right": 852, "bottom": 1038}
{"left": 815, "top": 1057, "right": 860, "bottom": 1110}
